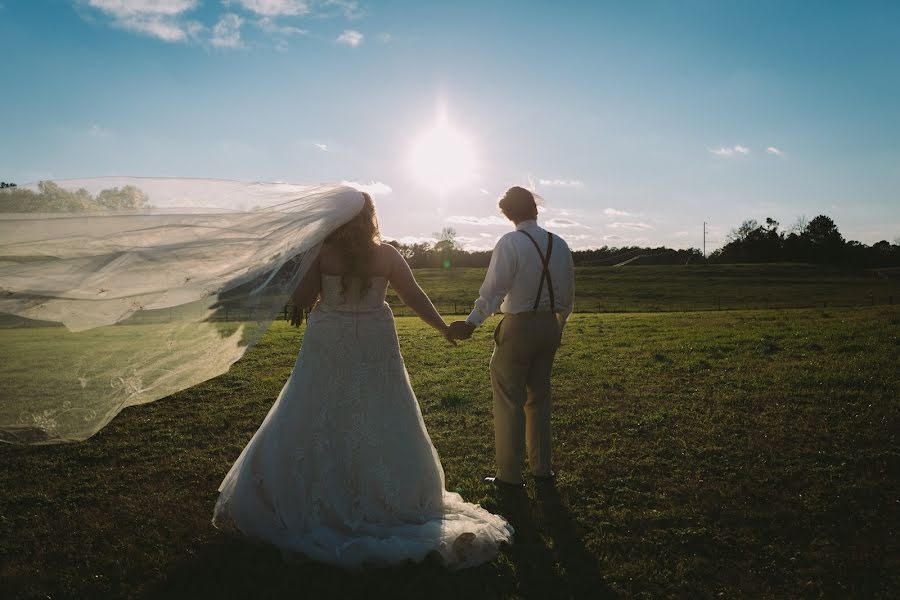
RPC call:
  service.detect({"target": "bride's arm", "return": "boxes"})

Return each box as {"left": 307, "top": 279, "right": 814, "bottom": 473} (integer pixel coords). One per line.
{"left": 386, "top": 246, "right": 454, "bottom": 343}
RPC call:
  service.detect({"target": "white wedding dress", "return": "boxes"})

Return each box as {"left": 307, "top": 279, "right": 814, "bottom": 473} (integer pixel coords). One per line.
{"left": 212, "top": 274, "right": 513, "bottom": 569}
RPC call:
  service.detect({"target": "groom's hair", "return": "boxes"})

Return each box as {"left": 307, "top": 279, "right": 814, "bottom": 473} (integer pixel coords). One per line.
{"left": 498, "top": 186, "right": 538, "bottom": 223}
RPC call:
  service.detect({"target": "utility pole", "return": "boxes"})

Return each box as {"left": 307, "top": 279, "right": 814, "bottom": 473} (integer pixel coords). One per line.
{"left": 703, "top": 221, "right": 707, "bottom": 257}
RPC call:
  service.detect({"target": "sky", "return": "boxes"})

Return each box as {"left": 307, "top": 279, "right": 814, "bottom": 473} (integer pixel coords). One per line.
{"left": 1, "top": 0, "right": 899, "bottom": 251}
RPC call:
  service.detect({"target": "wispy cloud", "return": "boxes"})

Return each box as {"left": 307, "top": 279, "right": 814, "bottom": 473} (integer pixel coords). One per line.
{"left": 376, "top": 32, "right": 392, "bottom": 43}
{"left": 340, "top": 180, "right": 391, "bottom": 196}
{"left": 447, "top": 215, "right": 509, "bottom": 226}
{"left": 88, "top": 0, "right": 198, "bottom": 17}
{"left": 609, "top": 222, "right": 654, "bottom": 230}
{"left": 319, "top": 0, "right": 363, "bottom": 18}
{"left": 256, "top": 16, "right": 307, "bottom": 36}
{"left": 211, "top": 13, "right": 243, "bottom": 48}
{"left": 231, "top": 0, "right": 309, "bottom": 17}
{"left": 385, "top": 235, "right": 437, "bottom": 246}
{"left": 710, "top": 145, "right": 751, "bottom": 157}
{"left": 86, "top": 0, "right": 199, "bottom": 42}
{"left": 313, "top": 142, "right": 329, "bottom": 152}
{"left": 455, "top": 236, "right": 494, "bottom": 250}
{"left": 336, "top": 29, "right": 363, "bottom": 46}
{"left": 84, "top": 0, "right": 362, "bottom": 46}
{"left": 603, "top": 208, "right": 632, "bottom": 217}
{"left": 766, "top": 146, "right": 784, "bottom": 156}
{"left": 545, "top": 218, "right": 586, "bottom": 228}
{"left": 538, "top": 178, "right": 584, "bottom": 188}
{"left": 560, "top": 233, "right": 602, "bottom": 250}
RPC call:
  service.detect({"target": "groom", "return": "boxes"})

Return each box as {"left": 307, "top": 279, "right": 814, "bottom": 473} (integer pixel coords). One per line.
{"left": 450, "top": 186, "right": 574, "bottom": 487}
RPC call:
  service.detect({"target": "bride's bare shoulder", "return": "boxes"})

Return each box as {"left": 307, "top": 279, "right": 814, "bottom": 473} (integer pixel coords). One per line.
{"left": 377, "top": 243, "right": 406, "bottom": 276}
{"left": 378, "top": 241, "right": 401, "bottom": 256}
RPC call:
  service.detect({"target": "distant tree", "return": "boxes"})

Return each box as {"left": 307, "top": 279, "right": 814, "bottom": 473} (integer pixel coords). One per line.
{"left": 782, "top": 230, "right": 810, "bottom": 262}
{"left": 0, "top": 181, "right": 151, "bottom": 212}
{"left": 805, "top": 215, "right": 842, "bottom": 244}
{"left": 433, "top": 227, "right": 460, "bottom": 250}
{"left": 0, "top": 182, "right": 16, "bottom": 188}
{"left": 432, "top": 227, "right": 461, "bottom": 268}
{"left": 789, "top": 215, "right": 809, "bottom": 234}
{"left": 716, "top": 218, "right": 782, "bottom": 262}
{"left": 868, "top": 240, "right": 899, "bottom": 268}
{"left": 383, "top": 240, "right": 435, "bottom": 268}
{"left": 96, "top": 185, "right": 150, "bottom": 210}
{"left": 726, "top": 219, "right": 760, "bottom": 243}
{"left": 804, "top": 215, "right": 845, "bottom": 263}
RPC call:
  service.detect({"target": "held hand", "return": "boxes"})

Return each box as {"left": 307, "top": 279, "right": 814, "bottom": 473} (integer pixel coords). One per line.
{"left": 440, "top": 325, "right": 458, "bottom": 346}
{"left": 448, "top": 320, "right": 476, "bottom": 341}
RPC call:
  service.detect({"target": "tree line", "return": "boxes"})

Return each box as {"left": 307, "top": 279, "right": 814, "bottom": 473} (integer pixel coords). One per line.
{"left": 2, "top": 181, "right": 897, "bottom": 268}
{"left": 386, "top": 236, "right": 706, "bottom": 269}
{"left": 0, "top": 181, "right": 150, "bottom": 212}
{"left": 709, "top": 215, "right": 900, "bottom": 268}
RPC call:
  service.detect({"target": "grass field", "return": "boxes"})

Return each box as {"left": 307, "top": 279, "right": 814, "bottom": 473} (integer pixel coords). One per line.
{"left": 1, "top": 304, "right": 898, "bottom": 599}
{"left": 386, "top": 264, "right": 900, "bottom": 316}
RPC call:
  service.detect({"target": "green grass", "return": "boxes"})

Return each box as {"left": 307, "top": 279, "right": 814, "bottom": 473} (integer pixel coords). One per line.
{"left": 0, "top": 318, "right": 266, "bottom": 443}
{"left": 387, "top": 264, "right": 900, "bottom": 315}
{"left": 1, "top": 306, "right": 898, "bottom": 598}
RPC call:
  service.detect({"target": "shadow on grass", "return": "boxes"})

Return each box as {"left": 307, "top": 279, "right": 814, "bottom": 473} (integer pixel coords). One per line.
{"left": 139, "top": 536, "right": 503, "bottom": 600}
{"left": 139, "top": 483, "right": 616, "bottom": 600}
{"left": 490, "top": 482, "right": 617, "bottom": 599}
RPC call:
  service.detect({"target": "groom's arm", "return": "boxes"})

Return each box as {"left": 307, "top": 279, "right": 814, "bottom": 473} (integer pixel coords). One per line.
{"left": 556, "top": 244, "right": 575, "bottom": 336}
{"left": 465, "top": 235, "right": 517, "bottom": 328}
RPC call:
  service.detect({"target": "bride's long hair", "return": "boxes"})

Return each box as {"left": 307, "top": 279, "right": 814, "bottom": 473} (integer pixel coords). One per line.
{"left": 325, "top": 192, "right": 381, "bottom": 298}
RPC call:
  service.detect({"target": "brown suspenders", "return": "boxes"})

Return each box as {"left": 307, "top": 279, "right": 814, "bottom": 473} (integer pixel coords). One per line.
{"left": 519, "top": 230, "right": 556, "bottom": 313}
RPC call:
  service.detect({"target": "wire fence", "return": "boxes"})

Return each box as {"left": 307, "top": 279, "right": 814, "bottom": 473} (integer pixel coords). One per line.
{"left": 2, "top": 292, "right": 895, "bottom": 330}
{"left": 282, "top": 292, "right": 898, "bottom": 322}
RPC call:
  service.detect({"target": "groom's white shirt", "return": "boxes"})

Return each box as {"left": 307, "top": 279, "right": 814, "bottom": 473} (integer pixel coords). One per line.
{"left": 466, "top": 219, "right": 575, "bottom": 332}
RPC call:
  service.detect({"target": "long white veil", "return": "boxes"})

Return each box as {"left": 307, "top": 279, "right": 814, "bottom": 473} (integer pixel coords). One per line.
{"left": 0, "top": 178, "right": 364, "bottom": 444}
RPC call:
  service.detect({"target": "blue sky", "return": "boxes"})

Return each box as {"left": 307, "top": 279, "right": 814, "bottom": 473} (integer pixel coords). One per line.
{"left": 1, "top": 1, "right": 898, "bottom": 251}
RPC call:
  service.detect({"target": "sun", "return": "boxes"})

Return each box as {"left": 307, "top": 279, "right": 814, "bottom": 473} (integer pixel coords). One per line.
{"left": 408, "top": 113, "right": 477, "bottom": 194}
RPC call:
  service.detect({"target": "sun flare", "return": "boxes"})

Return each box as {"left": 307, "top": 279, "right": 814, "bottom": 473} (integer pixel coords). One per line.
{"left": 408, "top": 114, "right": 477, "bottom": 194}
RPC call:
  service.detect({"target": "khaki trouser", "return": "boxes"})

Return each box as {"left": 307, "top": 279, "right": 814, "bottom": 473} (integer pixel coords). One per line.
{"left": 489, "top": 312, "right": 561, "bottom": 483}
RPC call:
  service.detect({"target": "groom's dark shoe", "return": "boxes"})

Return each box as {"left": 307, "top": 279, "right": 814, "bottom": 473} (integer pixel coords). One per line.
{"left": 484, "top": 476, "right": 525, "bottom": 489}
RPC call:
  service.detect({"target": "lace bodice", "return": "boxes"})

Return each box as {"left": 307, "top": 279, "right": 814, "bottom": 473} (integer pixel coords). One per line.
{"left": 318, "top": 274, "right": 388, "bottom": 311}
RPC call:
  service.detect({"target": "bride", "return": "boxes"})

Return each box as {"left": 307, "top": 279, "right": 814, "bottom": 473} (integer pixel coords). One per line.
{"left": 211, "top": 192, "right": 514, "bottom": 569}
